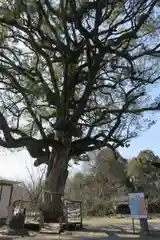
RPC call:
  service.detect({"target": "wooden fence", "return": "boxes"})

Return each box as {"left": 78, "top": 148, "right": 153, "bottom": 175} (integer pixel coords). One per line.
{"left": 12, "top": 200, "right": 40, "bottom": 223}
{"left": 11, "top": 192, "right": 83, "bottom": 229}
{"left": 41, "top": 190, "right": 83, "bottom": 227}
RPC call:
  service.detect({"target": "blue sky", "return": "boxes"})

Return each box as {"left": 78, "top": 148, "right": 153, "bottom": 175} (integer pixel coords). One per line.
{"left": 0, "top": 2, "right": 159, "bottom": 183}
{"left": 119, "top": 116, "right": 160, "bottom": 159}
{"left": 0, "top": 112, "right": 160, "bottom": 181}
{"left": 0, "top": 85, "right": 160, "bottom": 181}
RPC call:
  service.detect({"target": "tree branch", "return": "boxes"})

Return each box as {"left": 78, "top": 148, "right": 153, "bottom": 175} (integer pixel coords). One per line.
{"left": 0, "top": 66, "right": 46, "bottom": 138}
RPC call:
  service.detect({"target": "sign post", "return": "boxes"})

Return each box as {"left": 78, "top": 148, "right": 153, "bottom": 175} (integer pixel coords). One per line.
{"left": 128, "top": 193, "right": 148, "bottom": 234}
{"left": 132, "top": 218, "right": 135, "bottom": 234}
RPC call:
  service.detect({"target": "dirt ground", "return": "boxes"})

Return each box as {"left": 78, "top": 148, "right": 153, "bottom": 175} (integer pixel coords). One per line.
{"left": 1, "top": 218, "right": 160, "bottom": 239}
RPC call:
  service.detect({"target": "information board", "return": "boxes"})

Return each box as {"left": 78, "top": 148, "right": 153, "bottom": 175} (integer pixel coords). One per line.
{"left": 128, "top": 193, "right": 147, "bottom": 219}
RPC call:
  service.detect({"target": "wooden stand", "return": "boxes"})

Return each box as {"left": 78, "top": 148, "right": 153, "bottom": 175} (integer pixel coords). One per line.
{"left": 140, "top": 218, "right": 149, "bottom": 236}
{"left": 132, "top": 218, "right": 135, "bottom": 234}
{"left": 65, "top": 200, "right": 83, "bottom": 229}
{"left": 39, "top": 211, "right": 44, "bottom": 229}
{"left": 40, "top": 191, "right": 83, "bottom": 233}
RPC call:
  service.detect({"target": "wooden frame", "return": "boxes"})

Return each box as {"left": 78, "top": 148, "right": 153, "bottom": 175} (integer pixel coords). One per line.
{"left": 41, "top": 190, "right": 83, "bottom": 228}
{"left": 0, "top": 184, "right": 3, "bottom": 201}
{"left": 9, "top": 186, "right": 13, "bottom": 206}
{"left": 65, "top": 200, "right": 83, "bottom": 228}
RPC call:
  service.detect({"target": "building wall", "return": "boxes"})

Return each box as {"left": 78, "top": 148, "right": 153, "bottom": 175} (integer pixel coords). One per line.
{"left": 0, "top": 185, "right": 11, "bottom": 218}
{"left": 12, "top": 184, "right": 29, "bottom": 202}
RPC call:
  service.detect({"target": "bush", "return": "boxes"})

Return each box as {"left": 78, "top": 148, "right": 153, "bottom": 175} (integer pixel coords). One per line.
{"left": 83, "top": 200, "right": 116, "bottom": 217}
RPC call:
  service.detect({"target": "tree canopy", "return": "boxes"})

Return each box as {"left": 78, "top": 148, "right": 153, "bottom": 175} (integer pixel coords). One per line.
{"left": 0, "top": 0, "right": 160, "bottom": 166}
{"left": 67, "top": 149, "right": 160, "bottom": 216}
{"left": 127, "top": 150, "right": 160, "bottom": 201}
{"left": 67, "top": 148, "right": 127, "bottom": 216}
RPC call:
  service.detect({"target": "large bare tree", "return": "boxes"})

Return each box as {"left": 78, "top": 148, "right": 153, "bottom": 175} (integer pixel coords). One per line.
{"left": 23, "top": 163, "right": 46, "bottom": 205}
{"left": 0, "top": 0, "right": 160, "bottom": 221}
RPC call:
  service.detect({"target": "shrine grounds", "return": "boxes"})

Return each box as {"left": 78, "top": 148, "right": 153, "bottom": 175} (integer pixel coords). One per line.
{"left": 1, "top": 217, "right": 160, "bottom": 239}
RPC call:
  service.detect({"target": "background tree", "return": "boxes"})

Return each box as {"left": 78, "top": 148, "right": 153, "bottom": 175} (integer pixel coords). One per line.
{"left": 66, "top": 172, "right": 88, "bottom": 207}
{"left": 67, "top": 148, "right": 127, "bottom": 216}
{"left": 127, "top": 150, "right": 160, "bottom": 203}
{"left": 127, "top": 150, "right": 160, "bottom": 235}
{"left": 0, "top": 0, "right": 160, "bottom": 221}
{"left": 67, "top": 149, "right": 160, "bottom": 218}
{"left": 91, "top": 148, "right": 127, "bottom": 199}
{"left": 22, "top": 164, "right": 46, "bottom": 205}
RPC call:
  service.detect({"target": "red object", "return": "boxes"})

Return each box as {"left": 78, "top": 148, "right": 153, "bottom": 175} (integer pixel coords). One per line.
{"left": 7, "top": 206, "right": 13, "bottom": 217}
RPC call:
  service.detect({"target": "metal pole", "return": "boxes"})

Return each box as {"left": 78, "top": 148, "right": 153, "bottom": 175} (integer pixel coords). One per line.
{"left": 132, "top": 218, "right": 135, "bottom": 234}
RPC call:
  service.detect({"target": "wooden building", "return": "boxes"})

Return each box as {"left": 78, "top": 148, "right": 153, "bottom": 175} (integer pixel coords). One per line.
{"left": 0, "top": 177, "right": 20, "bottom": 219}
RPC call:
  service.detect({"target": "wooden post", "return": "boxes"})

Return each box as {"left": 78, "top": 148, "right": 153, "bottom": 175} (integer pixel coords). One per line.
{"left": 65, "top": 201, "right": 69, "bottom": 230}
{"left": 140, "top": 197, "right": 149, "bottom": 235}
{"left": 39, "top": 211, "right": 44, "bottom": 230}
{"left": 9, "top": 186, "right": 13, "bottom": 206}
{"left": 42, "top": 191, "right": 44, "bottom": 203}
{"left": 132, "top": 218, "right": 135, "bottom": 234}
{"left": 140, "top": 219, "right": 149, "bottom": 236}
{"left": 80, "top": 201, "right": 83, "bottom": 228}
{"left": 0, "top": 184, "right": 3, "bottom": 201}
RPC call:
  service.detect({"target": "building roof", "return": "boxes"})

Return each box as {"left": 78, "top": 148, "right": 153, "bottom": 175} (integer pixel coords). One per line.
{"left": 0, "top": 176, "right": 21, "bottom": 185}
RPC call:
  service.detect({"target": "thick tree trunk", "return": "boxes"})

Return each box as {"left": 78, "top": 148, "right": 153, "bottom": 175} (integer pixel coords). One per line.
{"left": 140, "top": 219, "right": 149, "bottom": 236}
{"left": 41, "top": 149, "right": 69, "bottom": 223}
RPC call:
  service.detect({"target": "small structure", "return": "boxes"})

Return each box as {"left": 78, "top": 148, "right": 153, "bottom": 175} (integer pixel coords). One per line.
{"left": 8, "top": 200, "right": 40, "bottom": 230}
{"left": 7, "top": 190, "right": 83, "bottom": 234}
{"left": 0, "top": 177, "right": 20, "bottom": 219}
{"left": 40, "top": 190, "right": 83, "bottom": 233}
{"left": 65, "top": 200, "right": 83, "bottom": 228}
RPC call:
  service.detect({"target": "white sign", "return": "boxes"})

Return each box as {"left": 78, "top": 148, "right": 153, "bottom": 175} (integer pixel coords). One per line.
{"left": 128, "top": 193, "right": 147, "bottom": 219}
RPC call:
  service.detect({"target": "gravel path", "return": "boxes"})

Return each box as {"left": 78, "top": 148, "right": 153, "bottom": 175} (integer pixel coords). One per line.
{"left": 1, "top": 218, "right": 160, "bottom": 240}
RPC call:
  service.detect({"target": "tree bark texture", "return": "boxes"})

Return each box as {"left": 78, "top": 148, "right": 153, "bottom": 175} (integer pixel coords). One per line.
{"left": 41, "top": 148, "right": 69, "bottom": 223}
{"left": 140, "top": 219, "right": 149, "bottom": 236}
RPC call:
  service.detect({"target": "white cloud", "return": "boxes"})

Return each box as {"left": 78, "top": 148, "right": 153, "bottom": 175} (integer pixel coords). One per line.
{"left": 0, "top": 148, "right": 82, "bottom": 182}
{"left": 0, "top": 148, "right": 36, "bottom": 181}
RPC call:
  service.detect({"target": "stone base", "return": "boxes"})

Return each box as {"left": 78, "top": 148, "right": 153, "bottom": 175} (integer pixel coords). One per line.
{"left": 8, "top": 214, "right": 25, "bottom": 229}
{"left": 42, "top": 210, "right": 65, "bottom": 223}
{"left": 40, "top": 223, "right": 62, "bottom": 234}
{"left": 7, "top": 228, "right": 29, "bottom": 237}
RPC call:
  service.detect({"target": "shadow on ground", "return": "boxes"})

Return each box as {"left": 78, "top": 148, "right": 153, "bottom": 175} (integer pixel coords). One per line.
{"left": 56, "top": 224, "right": 160, "bottom": 240}
{"left": 1, "top": 222, "right": 160, "bottom": 239}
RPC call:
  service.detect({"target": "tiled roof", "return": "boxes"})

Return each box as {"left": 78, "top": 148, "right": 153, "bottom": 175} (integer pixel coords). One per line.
{"left": 0, "top": 176, "right": 21, "bottom": 185}
{"left": 0, "top": 176, "right": 7, "bottom": 181}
